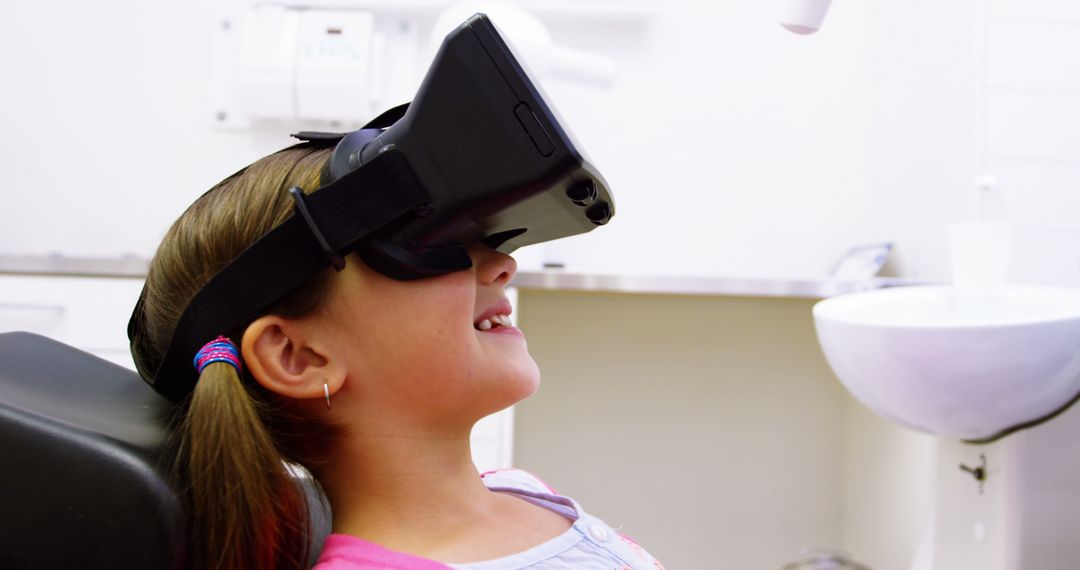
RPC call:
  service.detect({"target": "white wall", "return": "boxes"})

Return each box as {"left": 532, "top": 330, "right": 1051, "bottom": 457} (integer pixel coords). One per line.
{"left": 538, "top": 0, "right": 880, "bottom": 279}
{"left": 0, "top": 0, "right": 288, "bottom": 259}
{"left": 979, "top": 0, "right": 1080, "bottom": 287}
{"left": 9, "top": 0, "right": 1078, "bottom": 285}
{"left": 535, "top": 0, "right": 985, "bottom": 282}
{"left": 0, "top": 0, "right": 998, "bottom": 285}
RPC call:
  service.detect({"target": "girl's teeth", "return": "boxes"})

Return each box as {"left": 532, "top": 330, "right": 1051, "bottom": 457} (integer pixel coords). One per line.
{"left": 476, "top": 315, "right": 513, "bottom": 330}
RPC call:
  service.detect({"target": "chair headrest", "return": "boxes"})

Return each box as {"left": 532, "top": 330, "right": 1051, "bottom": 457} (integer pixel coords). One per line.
{"left": 0, "top": 332, "right": 186, "bottom": 569}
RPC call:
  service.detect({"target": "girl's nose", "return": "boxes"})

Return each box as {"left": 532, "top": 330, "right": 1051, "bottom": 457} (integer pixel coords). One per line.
{"left": 472, "top": 244, "right": 517, "bottom": 286}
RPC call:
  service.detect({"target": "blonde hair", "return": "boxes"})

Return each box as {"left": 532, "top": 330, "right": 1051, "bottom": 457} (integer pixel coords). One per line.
{"left": 130, "top": 143, "right": 338, "bottom": 570}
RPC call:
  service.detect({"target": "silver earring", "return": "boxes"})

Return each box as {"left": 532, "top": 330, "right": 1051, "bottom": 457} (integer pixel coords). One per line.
{"left": 324, "top": 382, "right": 332, "bottom": 410}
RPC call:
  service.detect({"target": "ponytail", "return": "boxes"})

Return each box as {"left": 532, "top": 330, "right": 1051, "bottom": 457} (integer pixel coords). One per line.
{"left": 181, "top": 359, "right": 310, "bottom": 570}
{"left": 130, "top": 144, "right": 339, "bottom": 569}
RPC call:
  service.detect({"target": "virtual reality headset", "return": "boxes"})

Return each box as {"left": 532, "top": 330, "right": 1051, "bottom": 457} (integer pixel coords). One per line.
{"left": 129, "top": 13, "right": 614, "bottom": 401}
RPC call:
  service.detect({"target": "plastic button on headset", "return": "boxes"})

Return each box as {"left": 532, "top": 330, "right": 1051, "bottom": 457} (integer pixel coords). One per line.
{"left": 566, "top": 179, "right": 597, "bottom": 207}
{"left": 513, "top": 102, "right": 555, "bottom": 157}
{"left": 586, "top": 201, "right": 612, "bottom": 225}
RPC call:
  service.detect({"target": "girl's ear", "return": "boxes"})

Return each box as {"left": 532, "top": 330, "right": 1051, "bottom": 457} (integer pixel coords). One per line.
{"left": 241, "top": 315, "right": 345, "bottom": 401}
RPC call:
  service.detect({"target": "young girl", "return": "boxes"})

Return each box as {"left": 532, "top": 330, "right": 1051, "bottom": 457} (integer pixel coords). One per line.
{"left": 128, "top": 142, "right": 664, "bottom": 570}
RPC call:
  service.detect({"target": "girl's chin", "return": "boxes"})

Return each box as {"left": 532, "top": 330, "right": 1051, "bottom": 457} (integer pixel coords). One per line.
{"left": 495, "top": 365, "right": 542, "bottom": 403}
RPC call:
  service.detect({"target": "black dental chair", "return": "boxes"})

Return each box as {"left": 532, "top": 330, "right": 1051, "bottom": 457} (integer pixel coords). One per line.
{"left": 0, "top": 332, "right": 330, "bottom": 569}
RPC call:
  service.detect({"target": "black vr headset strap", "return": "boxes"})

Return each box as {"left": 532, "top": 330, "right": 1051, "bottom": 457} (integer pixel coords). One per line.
{"left": 144, "top": 149, "right": 431, "bottom": 401}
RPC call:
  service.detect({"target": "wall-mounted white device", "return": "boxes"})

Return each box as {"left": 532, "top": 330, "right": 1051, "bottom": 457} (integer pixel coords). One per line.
{"left": 211, "top": 1, "right": 627, "bottom": 129}
{"left": 235, "top": 6, "right": 376, "bottom": 123}
{"left": 211, "top": 4, "right": 419, "bottom": 128}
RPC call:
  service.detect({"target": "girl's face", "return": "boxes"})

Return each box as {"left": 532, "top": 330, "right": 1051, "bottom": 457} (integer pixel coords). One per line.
{"left": 317, "top": 244, "right": 540, "bottom": 430}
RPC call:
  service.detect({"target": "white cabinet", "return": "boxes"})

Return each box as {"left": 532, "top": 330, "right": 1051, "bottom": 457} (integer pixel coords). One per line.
{"left": 0, "top": 274, "right": 145, "bottom": 369}
{"left": 470, "top": 406, "right": 515, "bottom": 474}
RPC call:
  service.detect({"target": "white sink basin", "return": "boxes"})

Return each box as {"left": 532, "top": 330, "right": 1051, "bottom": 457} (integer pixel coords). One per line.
{"left": 812, "top": 284, "right": 1080, "bottom": 441}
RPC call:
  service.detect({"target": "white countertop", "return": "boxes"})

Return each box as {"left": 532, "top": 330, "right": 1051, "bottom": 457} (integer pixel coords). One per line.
{"left": 0, "top": 254, "right": 924, "bottom": 299}
{"left": 511, "top": 271, "right": 919, "bottom": 298}
{"left": 0, "top": 254, "right": 150, "bottom": 279}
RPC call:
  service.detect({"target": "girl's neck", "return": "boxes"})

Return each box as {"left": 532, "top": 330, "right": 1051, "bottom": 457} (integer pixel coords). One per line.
{"left": 318, "top": 425, "right": 503, "bottom": 554}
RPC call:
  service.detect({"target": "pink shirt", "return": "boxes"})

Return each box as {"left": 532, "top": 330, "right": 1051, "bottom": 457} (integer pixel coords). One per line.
{"left": 311, "top": 469, "right": 664, "bottom": 570}
{"left": 314, "top": 534, "right": 455, "bottom": 570}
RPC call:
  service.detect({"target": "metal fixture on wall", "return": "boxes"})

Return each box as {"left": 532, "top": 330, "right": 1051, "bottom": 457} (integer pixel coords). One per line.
{"left": 959, "top": 454, "right": 987, "bottom": 495}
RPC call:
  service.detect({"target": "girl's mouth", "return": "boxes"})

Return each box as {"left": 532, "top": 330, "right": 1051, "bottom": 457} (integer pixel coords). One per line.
{"left": 475, "top": 314, "right": 512, "bottom": 331}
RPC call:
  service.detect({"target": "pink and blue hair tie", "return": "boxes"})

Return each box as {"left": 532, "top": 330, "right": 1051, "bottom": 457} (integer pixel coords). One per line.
{"left": 193, "top": 336, "right": 241, "bottom": 375}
